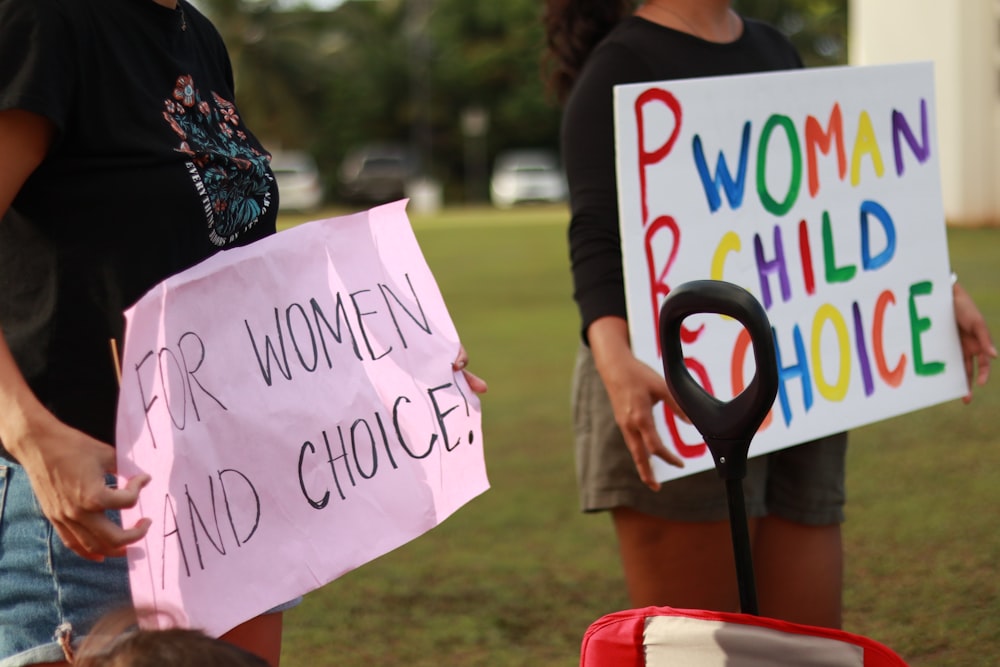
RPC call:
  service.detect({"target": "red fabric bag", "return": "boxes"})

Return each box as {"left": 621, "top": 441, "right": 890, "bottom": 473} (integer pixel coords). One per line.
{"left": 581, "top": 606, "right": 909, "bottom": 666}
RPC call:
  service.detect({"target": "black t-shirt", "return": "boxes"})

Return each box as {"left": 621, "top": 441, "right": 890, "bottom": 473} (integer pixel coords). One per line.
{"left": 0, "top": 0, "right": 278, "bottom": 444}
{"left": 562, "top": 16, "right": 803, "bottom": 340}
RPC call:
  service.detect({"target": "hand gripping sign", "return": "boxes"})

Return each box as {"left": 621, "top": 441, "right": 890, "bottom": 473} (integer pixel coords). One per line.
{"left": 613, "top": 62, "right": 966, "bottom": 482}
{"left": 115, "top": 200, "right": 488, "bottom": 637}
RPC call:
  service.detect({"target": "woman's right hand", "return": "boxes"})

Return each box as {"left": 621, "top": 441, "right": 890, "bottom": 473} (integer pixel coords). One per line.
{"left": 0, "top": 336, "right": 150, "bottom": 561}
{"left": 952, "top": 280, "right": 996, "bottom": 402}
{"left": 588, "top": 317, "right": 685, "bottom": 491}
{"left": 6, "top": 409, "right": 152, "bottom": 561}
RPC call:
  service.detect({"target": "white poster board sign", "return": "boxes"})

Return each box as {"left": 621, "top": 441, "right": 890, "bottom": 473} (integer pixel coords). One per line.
{"left": 116, "top": 200, "right": 488, "bottom": 637}
{"left": 614, "top": 62, "right": 965, "bottom": 482}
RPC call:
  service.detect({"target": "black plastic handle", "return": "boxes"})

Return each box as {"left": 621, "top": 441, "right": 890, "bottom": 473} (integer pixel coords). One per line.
{"left": 658, "top": 280, "right": 778, "bottom": 480}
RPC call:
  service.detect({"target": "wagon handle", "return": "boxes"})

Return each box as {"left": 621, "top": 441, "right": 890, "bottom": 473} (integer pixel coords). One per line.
{"left": 657, "top": 280, "right": 779, "bottom": 616}
{"left": 657, "top": 280, "right": 778, "bottom": 481}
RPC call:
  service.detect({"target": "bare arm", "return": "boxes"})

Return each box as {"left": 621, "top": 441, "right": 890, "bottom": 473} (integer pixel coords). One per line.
{"left": 587, "top": 315, "right": 685, "bottom": 491}
{"left": 0, "top": 109, "right": 150, "bottom": 560}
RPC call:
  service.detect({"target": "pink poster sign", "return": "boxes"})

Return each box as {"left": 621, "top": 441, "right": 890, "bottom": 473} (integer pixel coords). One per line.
{"left": 115, "top": 200, "right": 488, "bottom": 637}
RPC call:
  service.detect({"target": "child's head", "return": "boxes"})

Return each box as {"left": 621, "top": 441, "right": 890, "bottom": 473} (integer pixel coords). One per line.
{"left": 76, "top": 608, "right": 269, "bottom": 667}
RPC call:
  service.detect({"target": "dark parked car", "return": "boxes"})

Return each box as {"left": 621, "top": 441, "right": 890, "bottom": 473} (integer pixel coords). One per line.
{"left": 338, "top": 143, "right": 418, "bottom": 204}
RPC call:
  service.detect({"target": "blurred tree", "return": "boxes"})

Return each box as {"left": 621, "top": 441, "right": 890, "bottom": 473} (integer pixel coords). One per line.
{"left": 194, "top": 0, "right": 415, "bottom": 198}
{"left": 734, "top": 0, "right": 848, "bottom": 67}
{"left": 428, "top": 0, "right": 562, "bottom": 200}
{"left": 194, "top": 0, "right": 846, "bottom": 203}
{"left": 194, "top": 0, "right": 340, "bottom": 149}
{"left": 310, "top": 1, "right": 416, "bottom": 193}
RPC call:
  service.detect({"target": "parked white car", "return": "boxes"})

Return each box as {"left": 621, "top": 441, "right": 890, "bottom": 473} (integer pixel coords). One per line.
{"left": 489, "top": 149, "right": 567, "bottom": 208}
{"left": 271, "top": 150, "right": 323, "bottom": 212}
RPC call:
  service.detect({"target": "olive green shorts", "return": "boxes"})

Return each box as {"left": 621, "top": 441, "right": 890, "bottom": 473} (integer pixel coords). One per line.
{"left": 571, "top": 343, "right": 846, "bottom": 525}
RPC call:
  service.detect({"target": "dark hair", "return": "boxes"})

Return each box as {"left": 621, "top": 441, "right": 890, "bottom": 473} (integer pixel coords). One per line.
{"left": 77, "top": 629, "right": 271, "bottom": 667}
{"left": 542, "top": 0, "right": 636, "bottom": 103}
{"left": 74, "top": 608, "right": 270, "bottom": 667}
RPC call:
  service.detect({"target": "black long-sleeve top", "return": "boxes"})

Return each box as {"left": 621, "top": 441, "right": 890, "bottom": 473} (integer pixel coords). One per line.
{"left": 562, "top": 16, "right": 803, "bottom": 341}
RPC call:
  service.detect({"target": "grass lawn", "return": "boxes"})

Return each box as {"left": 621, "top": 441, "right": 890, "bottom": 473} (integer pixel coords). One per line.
{"left": 276, "top": 205, "right": 999, "bottom": 666}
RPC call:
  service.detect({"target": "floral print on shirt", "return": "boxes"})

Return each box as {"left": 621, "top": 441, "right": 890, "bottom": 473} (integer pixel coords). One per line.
{"left": 162, "top": 75, "right": 274, "bottom": 247}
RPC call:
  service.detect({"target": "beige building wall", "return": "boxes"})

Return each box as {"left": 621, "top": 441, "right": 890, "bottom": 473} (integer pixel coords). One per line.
{"left": 849, "top": 0, "right": 1000, "bottom": 225}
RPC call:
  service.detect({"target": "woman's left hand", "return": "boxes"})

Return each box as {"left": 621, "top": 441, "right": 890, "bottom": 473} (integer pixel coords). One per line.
{"left": 953, "top": 280, "right": 996, "bottom": 403}
{"left": 453, "top": 346, "right": 488, "bottom": 394}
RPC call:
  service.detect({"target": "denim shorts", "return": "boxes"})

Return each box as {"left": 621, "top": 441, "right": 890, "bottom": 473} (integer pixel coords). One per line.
{"left": 0, "top": 462, "right": 301, "bottom": 666}
{"left": 571, "top": 343, "right": 847, "bottom": 525}
{"left": 0, "top": 462, "right": 132, "bottom": 666}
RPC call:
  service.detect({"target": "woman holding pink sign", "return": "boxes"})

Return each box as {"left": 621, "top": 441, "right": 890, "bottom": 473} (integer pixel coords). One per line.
{"left": 544, "top": 0, "right": 994, "bottom": 630}
{"left": 0, "top": 0, "right": 287, "bottom": 664}
{"left": 0, "top": 1, "right": 486, "bottom": 665}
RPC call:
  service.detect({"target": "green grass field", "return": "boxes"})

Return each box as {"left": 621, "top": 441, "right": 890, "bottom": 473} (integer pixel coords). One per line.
{"left": 276, "top": 205, "right": 999, "bottom": 666}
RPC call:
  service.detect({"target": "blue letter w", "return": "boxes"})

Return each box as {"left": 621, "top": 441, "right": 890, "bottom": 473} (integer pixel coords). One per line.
{"left": 692, "top": 121, "right": 751, "bottom": 213}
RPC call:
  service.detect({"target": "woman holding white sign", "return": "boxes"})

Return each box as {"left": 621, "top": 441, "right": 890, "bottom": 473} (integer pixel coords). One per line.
{"left": 0, "top": 1, "right": 488, "bottom": 666}
{"left": 544, "top": 0, "right": 994, "bottom": 630}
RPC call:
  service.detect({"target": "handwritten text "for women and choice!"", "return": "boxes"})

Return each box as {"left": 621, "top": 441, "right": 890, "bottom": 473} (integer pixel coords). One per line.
{"left": 116, "top": 202, "right": 487, "bottom": 636}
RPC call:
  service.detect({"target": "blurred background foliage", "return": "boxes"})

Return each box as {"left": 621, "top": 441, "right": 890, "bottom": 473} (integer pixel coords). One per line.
{"left": 193, "top": 0, "right": 848, "bottom": 204}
